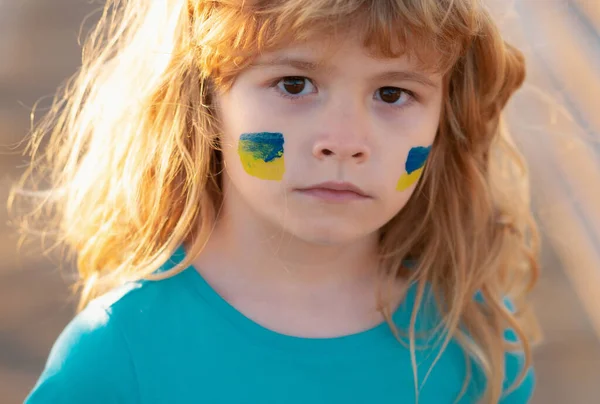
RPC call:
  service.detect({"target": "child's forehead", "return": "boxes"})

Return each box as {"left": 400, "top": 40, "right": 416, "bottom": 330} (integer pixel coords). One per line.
{"left": 251, "top": 31, "right": 444, "bottom": 75}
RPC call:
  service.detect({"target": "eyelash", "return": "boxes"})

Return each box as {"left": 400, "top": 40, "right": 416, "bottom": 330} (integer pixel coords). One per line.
{"left": 268, "top": 76, "right": 417, "bottom": 110}
{"left": 269, "top": 77, "right": 313, "bottom": 100}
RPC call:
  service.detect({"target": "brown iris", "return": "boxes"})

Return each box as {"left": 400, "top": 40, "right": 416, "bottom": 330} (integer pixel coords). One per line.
{"left": 378, "top": 87, "right": 403, "bottom": 103}
{"left": 282, "top": 77, "right": 306, "bottom": 94}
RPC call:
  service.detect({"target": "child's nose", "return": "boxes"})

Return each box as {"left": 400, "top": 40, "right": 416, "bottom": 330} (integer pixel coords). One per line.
{"left": 312, "top": 140, "right": 370, "bottom": 164}
{"left": 311, "top": 98, "right": 371, "bottom": 164}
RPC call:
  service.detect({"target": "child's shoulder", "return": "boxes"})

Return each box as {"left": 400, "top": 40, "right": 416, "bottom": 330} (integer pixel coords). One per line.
{"left": 93, "top": 267, "right": 189, "bottom": 319}
{"left": 25, "top": 265, "right": 196, "bottom": 403}
{"left": 91, "top": 245, "right": 199, "bottom": 325}
{"left": 411, "top": 286, "right": 535, "bottom": 402}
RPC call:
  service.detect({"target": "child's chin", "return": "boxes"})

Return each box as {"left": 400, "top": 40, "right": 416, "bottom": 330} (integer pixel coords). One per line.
{"left": 287, "top": 221, "right": 374, "bottom": 247}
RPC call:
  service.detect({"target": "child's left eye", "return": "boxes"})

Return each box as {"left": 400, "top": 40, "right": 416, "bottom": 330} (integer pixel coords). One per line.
{"left": 275, "top": 76, "right": 316, "bottom": 97}
{"left": 374, "top": 87, "right": 414, "bottom": 106}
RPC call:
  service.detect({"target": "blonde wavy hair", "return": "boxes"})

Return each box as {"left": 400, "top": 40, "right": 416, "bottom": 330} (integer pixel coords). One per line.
{"left": 9, "top": 0, "right": 540, "bottom": 402}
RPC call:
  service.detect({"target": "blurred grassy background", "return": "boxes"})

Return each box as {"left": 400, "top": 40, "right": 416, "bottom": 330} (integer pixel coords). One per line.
{"left": 1, "top": 0, "right": 600, "bottom": 403}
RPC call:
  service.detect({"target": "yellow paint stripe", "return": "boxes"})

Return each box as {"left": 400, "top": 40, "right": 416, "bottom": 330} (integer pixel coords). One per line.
{"left": 238, "top": 150, "right": 285, "bottom": 181}
{"left": 396, "top": 167, "right": 424, "bottom": 191}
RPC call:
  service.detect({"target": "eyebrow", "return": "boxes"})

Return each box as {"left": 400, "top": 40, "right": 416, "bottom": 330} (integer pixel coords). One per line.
{"left": 372, "top": 70, "right": 439, "bottom": 89}
{"left": 252, "top": 56, "right": 439, "bottom": 89}
{"left": 251, "top": 56, "right": 324, "bottom": 72}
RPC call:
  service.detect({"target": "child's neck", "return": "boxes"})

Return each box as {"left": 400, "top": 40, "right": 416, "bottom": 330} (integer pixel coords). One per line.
{"left": 187, "top": 189, "right": 395, "bottom": 338}
{"left": 196, "top": 201, "right": 381, "bottom": 287}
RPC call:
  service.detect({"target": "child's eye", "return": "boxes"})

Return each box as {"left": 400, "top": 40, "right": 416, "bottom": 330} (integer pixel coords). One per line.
{"left": 374, "top": 87, "right": 414, "bottom": 107}
{"left": 275, "top": 76, "right": 316, "bottom": 97}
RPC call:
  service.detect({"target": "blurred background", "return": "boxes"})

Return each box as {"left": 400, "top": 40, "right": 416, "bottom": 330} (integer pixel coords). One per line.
{"left": 1, "top": 0, "right": 599, "bottom": 403}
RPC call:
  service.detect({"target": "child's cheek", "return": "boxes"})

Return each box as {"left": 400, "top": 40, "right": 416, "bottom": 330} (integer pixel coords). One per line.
{"left": 237, "top": 132, "right": 286, "bottom": 181}
{"left": 396, "top": 145, "right": 432, "bottom": 191}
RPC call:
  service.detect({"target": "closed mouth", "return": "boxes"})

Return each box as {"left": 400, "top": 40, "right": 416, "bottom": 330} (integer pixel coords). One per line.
{"left": 296, "top": 181, "right": 372, "bottom": 199}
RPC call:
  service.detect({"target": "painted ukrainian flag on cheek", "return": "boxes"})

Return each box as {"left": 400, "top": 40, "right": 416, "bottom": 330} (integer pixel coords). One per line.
{"left": 238, "top": 132, "right": 285, "bottom": 181}
{"left": 396, "top": 145, "right": 431, "bottom": 191}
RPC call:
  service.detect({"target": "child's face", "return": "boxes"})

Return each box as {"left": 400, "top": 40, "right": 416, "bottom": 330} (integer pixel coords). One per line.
{"left": 215, "top": 33, "right": 443, "bottom": 245}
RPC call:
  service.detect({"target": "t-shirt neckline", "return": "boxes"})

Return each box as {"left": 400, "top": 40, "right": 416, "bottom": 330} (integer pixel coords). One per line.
{"left": 168, "top": 244, "right": 417, "bottom": 358}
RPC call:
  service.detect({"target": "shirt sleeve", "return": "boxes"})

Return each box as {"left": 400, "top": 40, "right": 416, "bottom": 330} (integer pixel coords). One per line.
{"left": 25, "top": 302, "right": 140, "bottom": 404}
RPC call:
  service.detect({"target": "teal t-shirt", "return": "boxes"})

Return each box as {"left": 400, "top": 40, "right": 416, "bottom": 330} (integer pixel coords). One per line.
{"left": 26, "top": 247, "right": 534, "bottom": 403}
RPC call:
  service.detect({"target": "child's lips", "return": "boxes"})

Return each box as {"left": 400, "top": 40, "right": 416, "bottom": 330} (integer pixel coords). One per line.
{"left": 295, "top": 181, "right": 372, "bottom": 202}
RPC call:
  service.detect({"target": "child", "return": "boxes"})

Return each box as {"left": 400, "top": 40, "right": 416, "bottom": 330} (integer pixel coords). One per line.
{"left": 13, "top": 0, "right": 540, "bottom": 402}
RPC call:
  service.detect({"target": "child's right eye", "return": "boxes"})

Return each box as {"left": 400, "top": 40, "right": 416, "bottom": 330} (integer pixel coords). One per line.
{"left": 274, "top": 76, "right": 316, "bottom": 98}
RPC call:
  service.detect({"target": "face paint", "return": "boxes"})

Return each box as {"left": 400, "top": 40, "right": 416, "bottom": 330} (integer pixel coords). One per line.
{"left": 238, "top": 132, "right": 285, "bottom": 181}
{"left": 396, "top": 145, "right": 431, "bottom": 191}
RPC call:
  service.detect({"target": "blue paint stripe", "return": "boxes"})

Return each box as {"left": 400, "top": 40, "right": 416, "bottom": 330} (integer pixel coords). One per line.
{"left": 405, "top": 146, "right": 431, "bottom": 174}
{"left": 239, "top": 132, "right": 284, "bottom": 162}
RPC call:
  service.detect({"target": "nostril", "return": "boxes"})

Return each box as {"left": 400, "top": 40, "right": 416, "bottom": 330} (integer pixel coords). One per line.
{"left": 322, "top": 149, "right": 334, "bottom": 156}
{"left": 352, "top": 152, "right": 363, "bottom": 158}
